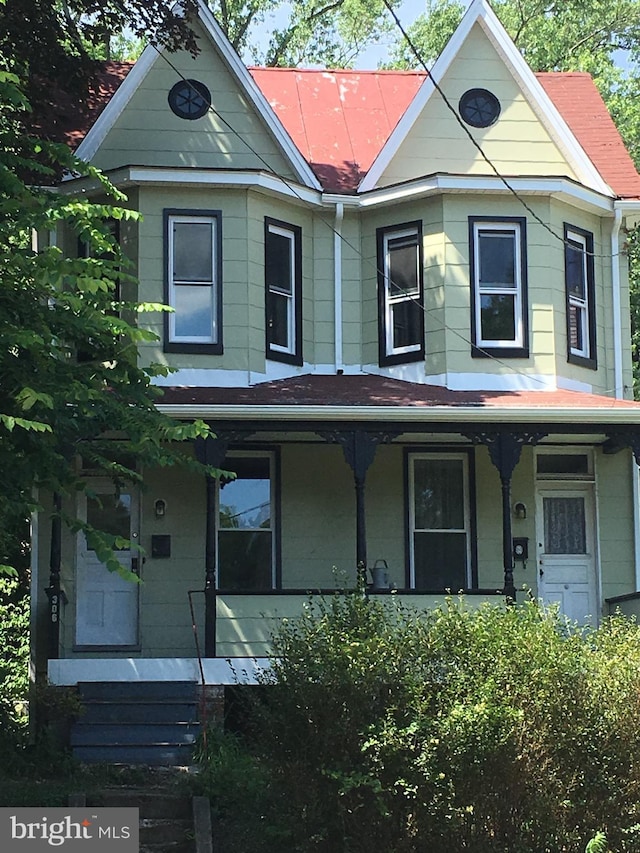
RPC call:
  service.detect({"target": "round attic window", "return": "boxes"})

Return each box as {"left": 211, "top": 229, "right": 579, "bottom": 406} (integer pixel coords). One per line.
{"left": 168, "top": 79, "right": 211, "bottom": 120}
{"left": 458, "top": 88, "right": 501, "bottom": 128}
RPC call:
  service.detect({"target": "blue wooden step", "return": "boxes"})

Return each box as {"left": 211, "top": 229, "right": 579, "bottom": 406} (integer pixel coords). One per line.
{"left": 81, "top": 702, "right": 198, "bottom": 724}
{"left": 71, "top": 723, "right": 199, "bottom": 747}
{"left": 77, "top": 681, "right": 198, "bottom": 703}
{"left": 72, "top": 680, "right": 202, "bottom": 766}
{"left": 73, "top": 744, "right": 196, "bottom": 766}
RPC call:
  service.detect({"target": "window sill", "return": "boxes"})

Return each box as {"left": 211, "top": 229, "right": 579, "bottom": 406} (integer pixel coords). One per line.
{"left": 568, "top": 353, "right": 597, "bottom": 370}
{"left": 164, "top": 342, "right": 223, "bottom": 355}
{"left": 471, "top": 345, "right": 529, "bottom": 359}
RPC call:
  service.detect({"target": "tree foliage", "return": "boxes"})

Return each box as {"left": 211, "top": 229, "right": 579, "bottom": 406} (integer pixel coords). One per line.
{"left": 0, "top": 68, "right": 213, "bottom": 573}
{"left": 198, "top": 596, "right": 640, "bottom": 853}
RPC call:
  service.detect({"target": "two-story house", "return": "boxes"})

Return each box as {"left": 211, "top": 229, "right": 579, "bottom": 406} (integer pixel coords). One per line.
{"left": 34, "top": 0, "right": 640, "bottom": 762}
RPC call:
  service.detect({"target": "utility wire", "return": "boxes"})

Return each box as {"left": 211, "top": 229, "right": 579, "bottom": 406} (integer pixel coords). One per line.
{"left": 145, "top": 39, "right": 629, "bottom": 399}
{"left": 379, "top": 0, "right": 626, "bottom": 263}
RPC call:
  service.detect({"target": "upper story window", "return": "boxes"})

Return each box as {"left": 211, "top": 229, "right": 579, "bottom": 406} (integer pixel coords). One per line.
{"left": 564, "top": 224, "right": 596, "bottom": 369}
{"left": 469, "top": 217, "right": 529, "bottom": 358}
{"left": 265, "top": 218, "right": 302, "bottom": 365}
{"left": 377, "top": 222, "right": 425, "bottom": 366}
{"left": 164, "top": 209, "right": 222, "bottom": 354}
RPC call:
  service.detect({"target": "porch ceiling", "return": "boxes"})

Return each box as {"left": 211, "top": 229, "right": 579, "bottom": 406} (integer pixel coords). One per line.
{"left": 156, "top": 375, "right": 640, "bottom": 431}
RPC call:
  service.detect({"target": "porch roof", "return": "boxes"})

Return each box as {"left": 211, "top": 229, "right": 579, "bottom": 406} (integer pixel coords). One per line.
{"left": 156, "top": 375, "right": 640, "bottom": 427}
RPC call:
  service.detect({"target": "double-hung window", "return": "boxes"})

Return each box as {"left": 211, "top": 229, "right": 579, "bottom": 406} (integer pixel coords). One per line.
{"left": 217, "top": 453, "right": 277, "bottom": 590}
{"left": 564, "top": 224, "right": 596, "bottom": 368}
{"left": 265, "top": 218, "right": 302, "bottom": 365}
{"left": 470, "top": 217, "right": 528, "bottom": 357}
{"left": 377, "top": 222, "right": 424, "bottom": 366}
{"left": 408, "top": 452, "right": 474, "bottom": 590}
{"left": 164, "top": 209, "right": 222, "bottom": 353}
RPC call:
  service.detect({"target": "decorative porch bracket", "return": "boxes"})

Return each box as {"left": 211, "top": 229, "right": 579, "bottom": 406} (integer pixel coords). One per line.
{"left": 194, "top": 432, "right": 249, "bottom": 657}
{"left": 319, "top": 430, "right": 398, "bottom": 586}
{"left": 602, "top": 430, "right": 640, "bottom": 465}
{"left": 464, "top": 430, "right": 547, "bottom": 601}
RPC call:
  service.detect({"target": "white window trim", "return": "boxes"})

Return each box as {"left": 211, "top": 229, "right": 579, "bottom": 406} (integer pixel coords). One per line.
{"left": 408, "top": 452, "right": 472, "bottom": 589}
{"left": 472, "top": 220, "right": 524, "bottom": 350}
{"left": 266, "top": 222, "right": 296, "bottom": 357}
{"left": 566, "top": 229, "right": 590, "bottom": 360}
{"left": 216, "top": 450, "right": 276, "bottom": 589}
{"left": 383, "top": 226, "right": 422, "bottom": 358}
{"left": 535, "top": 447, "right": 594, "bottom": 481}
{"left": 167, "top": 213, "right": 218, "bottom": 344}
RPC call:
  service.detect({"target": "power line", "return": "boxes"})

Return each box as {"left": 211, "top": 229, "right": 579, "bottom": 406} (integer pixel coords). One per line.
{"left": 145, "top": 38, "right": 627, "bottom": 398}
{"left": 379, "top": 0, "right": 624, "bottom": 263}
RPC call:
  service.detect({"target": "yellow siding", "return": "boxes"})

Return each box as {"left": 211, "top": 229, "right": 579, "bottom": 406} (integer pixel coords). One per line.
{"left": 216, "top": 591, "right": 507, "bottom": 658}
{"left": 280, "top": 444, "right": 355, "bottom": 586}
{"left": 597, "top": 450, "right": 636, "bottom": 601}
{"left": 379, "top": 24, "right": 576, "bottom": 187}
{"left": 92, "top": 20, "right": 296, "bottom": 180}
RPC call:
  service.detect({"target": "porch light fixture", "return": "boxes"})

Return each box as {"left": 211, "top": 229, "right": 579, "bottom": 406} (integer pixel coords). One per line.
{"left": 513, "top": 501, "right": 527, "bottom": 520}
{"left": 154, "top": 498, "right": 167, "bottom": 519}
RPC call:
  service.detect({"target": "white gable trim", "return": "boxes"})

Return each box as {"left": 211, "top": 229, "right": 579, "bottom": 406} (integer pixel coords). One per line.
{"left": 196, "top": 1, "right": 321, "bottom": 190}
{"left": 74, "top": 0, "right": 321, "bottom": 191}
{"left": 74, "top": 47, "right": 156, "bottom": 164}
{"left": 359, "top": 0, "right": 612, "bottom": 197}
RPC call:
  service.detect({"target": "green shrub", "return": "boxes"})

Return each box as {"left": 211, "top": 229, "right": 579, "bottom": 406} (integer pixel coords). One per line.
{"left": 197, "top": 595, "right": 640, "bottom": 853}
{"left": 0, "top": 576, "right": 29, "bottom": 760}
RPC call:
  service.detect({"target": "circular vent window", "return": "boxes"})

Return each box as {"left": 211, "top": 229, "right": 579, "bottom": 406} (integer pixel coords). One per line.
{"left": 168, "top": 79, "right": 211, "bottom": 120}
{"left": 458, "top": 88, "right": 501, "bottom": 128}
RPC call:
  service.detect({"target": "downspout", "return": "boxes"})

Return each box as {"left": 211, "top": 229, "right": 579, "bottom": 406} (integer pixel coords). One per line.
{"left": 611, "top": 206, "right": 640, "bottom": 589}
{"left": 611, "top": 206, "right": 624, "bottom": 399}
{"left": 334, "top": 202, "right": 344, "bottom": 373}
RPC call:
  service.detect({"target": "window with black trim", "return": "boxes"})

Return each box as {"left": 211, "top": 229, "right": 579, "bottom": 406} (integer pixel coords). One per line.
{"left": 164, "top": 209, "right": 222, "bottom": 354}
{"left": 377, "top": 222, "right": 424, "bottom": 366}
{"left": 564, "top": 224, "right": 596, "bottom": 368}
{"left": 408, "top": 452, "right": 473, "bottom": 590}
{"left": 217, "top": 453, "right": 276, "bottom": 590}
{"left": 469, "top": 217, "right": 528, "bottom": 357}
{"left": 265, "top": 218, "right": 302, "bottom": 365}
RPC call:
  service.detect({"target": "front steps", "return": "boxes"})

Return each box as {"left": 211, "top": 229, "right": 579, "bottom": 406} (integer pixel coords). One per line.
{"left": 73, "top": 782, "right": 213, "bottom": 853}
{"left": 71, "top": 681, "right": 201, "bottom": 766}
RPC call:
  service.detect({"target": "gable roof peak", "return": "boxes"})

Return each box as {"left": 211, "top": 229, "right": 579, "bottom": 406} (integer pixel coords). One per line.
{"left": 359, "top": 0, "right": 614, "bottom": 196}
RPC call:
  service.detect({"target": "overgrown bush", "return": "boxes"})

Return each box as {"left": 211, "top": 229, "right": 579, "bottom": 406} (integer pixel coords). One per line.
{"left": 0, "top": 576, "right": 29, "bottom": 759}
{"left": 197, "top": 595, "right": 640, "bottom": 852}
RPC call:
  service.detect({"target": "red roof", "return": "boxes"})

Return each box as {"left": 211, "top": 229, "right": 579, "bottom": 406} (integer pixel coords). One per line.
{"left": 57, "top": 63, "right": 640, "bottom": 198}
{"left": 157, "top": 374, "right": 640, "bottom": 412}
{"left": 249, "top": 68, "right": 425, "bottom": 192}
{"left": 536, "top": 72, "right": 640, "bottom": 199}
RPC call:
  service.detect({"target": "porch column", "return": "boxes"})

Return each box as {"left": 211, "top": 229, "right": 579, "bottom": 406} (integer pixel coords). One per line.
{"left": 465, "top": 431, "right": 546, "bottom": 601}
{"left": 320, "top": 430, "right": 397, "bottom": 586}
{"left": 194, "top": 435, "right": 231, "bottom": 658}
{"left": 45, "top": 492, "right": 62, "bottom": 660}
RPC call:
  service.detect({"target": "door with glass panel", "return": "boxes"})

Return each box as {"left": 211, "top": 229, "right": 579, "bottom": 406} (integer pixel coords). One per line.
{"left": 217, "top": 454, "right": 275, "bottom": 590}
{"left": 76, "top": 485, "right": 139, "bottom": 646}
{"left": 409, "top": 454, "right": 471, "bottom": 590}
{"left": 536, "top": 487, "right": 597, "bottom": 624}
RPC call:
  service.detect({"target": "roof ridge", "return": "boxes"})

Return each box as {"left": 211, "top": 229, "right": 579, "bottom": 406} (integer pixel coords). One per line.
{"left": 247, "top": 66, "right": 427, "bottom": 76}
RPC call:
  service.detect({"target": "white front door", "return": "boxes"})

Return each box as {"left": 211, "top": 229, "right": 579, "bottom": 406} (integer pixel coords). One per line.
{"left": 536, "top": 487, "right": 598, "bottom": 625}
{"left": 75, "top": 486, "right": 140, "bottom": 646}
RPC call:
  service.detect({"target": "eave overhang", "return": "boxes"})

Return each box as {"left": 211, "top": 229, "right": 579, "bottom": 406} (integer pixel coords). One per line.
{"left": 156, "top": 402, "right": 640, "bottom": 428}
{"left": 59, "top": 167, "right": 623, "bottom": 218}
